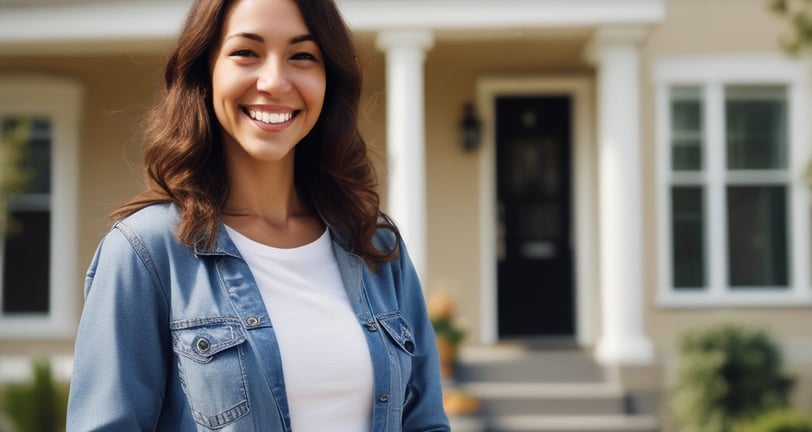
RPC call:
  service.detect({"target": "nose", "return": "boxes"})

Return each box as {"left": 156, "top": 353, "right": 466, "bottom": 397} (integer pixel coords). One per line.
{"left": 256, "top": 59, "right": 292, "bottom": 95}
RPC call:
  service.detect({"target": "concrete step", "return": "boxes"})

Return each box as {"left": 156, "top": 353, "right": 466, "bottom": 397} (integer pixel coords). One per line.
{"left": 484, "top": 414, "right": 660, "bottom": 432}
{"left": 450, "top": 414, "right": 660, "bottom": 432}
{"left": 457, "top": 346, "right": 605, "bottom": 383}
{"left": 457, "top": 382, "right": 627, "bottom": 416}
{"left": 450, "top": 345, "right": 661, "bottom": 431}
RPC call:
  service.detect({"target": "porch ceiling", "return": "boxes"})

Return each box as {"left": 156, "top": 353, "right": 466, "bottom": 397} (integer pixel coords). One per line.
{"left": 0, "top": 0, "right": 664, "bottom": 55}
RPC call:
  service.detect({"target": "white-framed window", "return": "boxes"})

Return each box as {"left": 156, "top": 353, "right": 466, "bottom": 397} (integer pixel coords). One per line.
{"left": 0, "top": 77, "right": 81, "bottom": 337}
{"left": 654, "top": 55, "right": 811, "bottom": 307}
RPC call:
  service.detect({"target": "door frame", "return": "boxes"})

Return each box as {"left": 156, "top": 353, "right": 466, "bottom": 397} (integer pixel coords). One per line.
{"left": 477, "top": 76, "right": 596, "bottom": 346}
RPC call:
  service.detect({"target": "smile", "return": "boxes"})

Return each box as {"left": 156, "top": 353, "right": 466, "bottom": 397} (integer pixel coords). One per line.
{"left": 246, "top": 109, "right": 295, "bottom": 125}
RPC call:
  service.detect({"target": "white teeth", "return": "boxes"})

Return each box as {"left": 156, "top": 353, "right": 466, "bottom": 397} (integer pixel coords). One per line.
{"left": 248, "top": 109, "right": 293, "bottom": 124}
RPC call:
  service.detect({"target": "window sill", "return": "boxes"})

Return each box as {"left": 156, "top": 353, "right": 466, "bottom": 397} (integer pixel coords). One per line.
{"left": 657, "top": 290, "right": 812, "bottom": 308}
{"left": 0, "top": 314, "right": 75, "bottom": 339}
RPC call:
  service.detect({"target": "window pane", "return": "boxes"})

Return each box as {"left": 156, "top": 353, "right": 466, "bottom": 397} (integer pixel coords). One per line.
{"left": 672, "top": 187, "right": 705, "bottom": 289}
{"left": 726, "top": 86, "right": 787, "bottom": 170}
{"left": 727, "top": 186, "right": 788, "bottom": 288}
{"left": 670, "top": 87, "right": 703, "bottom": 171}
{"left": 1, "top": 118, "right": 51, "bottom": 194}
{"left": 2, "top": 210, "right": 50, "bottom": 314}
{"left": 1, "top": 116, "right": 52, "bottom": 315}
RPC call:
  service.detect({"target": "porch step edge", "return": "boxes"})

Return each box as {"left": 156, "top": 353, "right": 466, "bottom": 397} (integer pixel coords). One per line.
{"left": 488, "top": 414, "right": 659, "bottom": 431}
{"left": 457, "top": 382, "right": 624, "bottom": 398}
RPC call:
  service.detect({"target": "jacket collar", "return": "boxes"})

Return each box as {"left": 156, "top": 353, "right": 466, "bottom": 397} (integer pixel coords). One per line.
{"left": 192, "top": 218, "right": 355, "bottom": 258}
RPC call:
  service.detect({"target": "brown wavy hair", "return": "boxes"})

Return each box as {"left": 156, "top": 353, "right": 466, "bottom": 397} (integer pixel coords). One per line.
{"left": 113, "top": 0, "right": 399, "bottom": 263}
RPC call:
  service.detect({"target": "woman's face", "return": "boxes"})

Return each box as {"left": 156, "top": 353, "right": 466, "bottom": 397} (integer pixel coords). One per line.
{"left": 210, "top": 0, "right": 326, "bottom": 166}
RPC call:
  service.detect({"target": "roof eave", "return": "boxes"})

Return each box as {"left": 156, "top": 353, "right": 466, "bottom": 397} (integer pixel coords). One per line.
{"left": 0, "top": 0, "right": 665, "bottom": 55}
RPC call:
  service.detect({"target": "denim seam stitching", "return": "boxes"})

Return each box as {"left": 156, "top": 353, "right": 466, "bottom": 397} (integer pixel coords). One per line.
{"left": 113, "top": 222, "right": 170, "bottom": 309}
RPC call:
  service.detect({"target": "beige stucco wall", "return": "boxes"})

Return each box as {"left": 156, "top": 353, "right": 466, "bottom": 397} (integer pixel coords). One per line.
{"left": 0, "top": 54, "right": 164, "bottom": 356}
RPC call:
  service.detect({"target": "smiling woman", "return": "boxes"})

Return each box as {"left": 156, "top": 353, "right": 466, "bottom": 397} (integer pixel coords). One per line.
{"left": 66, "top": 0, "right": 449, "bottom": 431}
{"left": 211, "top": 0, "right": 326, "bottom": 171}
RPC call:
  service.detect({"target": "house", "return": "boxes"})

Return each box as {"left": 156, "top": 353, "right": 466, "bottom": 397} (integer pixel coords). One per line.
{"left": 1, "top": 0, "right": 810, "bottom": 430}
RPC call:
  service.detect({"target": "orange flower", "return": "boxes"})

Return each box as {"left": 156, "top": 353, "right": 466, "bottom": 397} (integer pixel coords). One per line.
{"left": 427, "top": 291, "right": 456, "bottom": 321}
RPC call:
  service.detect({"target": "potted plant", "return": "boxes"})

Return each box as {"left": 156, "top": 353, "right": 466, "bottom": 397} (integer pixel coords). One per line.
{"left": 427, "top": 291, "right": 481, "bottom": 421}
{"left": 427, "top": 291, "right": 466, "bottom": 379}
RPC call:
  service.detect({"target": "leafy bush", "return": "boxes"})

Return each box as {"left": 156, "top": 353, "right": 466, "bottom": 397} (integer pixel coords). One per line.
{"left": 737, "top": 409, "right": 812, "bottom": 432}
{"left": 0, "top": 359, "right": 67, "bottom": 432}
{"left": 670, "top": 324, "right": 794, "bottom": 432}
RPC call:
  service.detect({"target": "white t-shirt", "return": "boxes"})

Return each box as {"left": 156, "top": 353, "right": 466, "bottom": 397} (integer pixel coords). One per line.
{"left": 224, "top": 226, "right": 374, "bottom": 432}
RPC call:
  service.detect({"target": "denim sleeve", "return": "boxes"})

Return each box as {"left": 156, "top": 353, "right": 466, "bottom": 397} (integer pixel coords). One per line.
{"left": 396, "top": 240, "right": 451, "bottom": 432}
{"left": 67, "top": 225, "right": 171, "bottom": 431}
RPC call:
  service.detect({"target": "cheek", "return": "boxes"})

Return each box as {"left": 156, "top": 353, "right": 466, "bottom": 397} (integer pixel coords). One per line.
{"left": 211, "top": 88, "right": 229, "bottom": 129}
{"left": 303, "top": 70, "right": 327, "bottom": 110}
{"left": 210, "top": 65, "right": 242, "bottom": 126}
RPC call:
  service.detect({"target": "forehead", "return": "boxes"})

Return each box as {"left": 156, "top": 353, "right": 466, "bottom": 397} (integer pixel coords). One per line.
{"left": 220, "top": 0, "right": 309, "bottom": 38}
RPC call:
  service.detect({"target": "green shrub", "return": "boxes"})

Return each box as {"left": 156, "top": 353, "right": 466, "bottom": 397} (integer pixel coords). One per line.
{"left": 0, "top": 359, "right": 67, "bottom": 432}
{"left": 737, "top": 409, "right": 812, "bottom": 432}
{"left": 670, "top": 324, "right": 794, "bottom": 432}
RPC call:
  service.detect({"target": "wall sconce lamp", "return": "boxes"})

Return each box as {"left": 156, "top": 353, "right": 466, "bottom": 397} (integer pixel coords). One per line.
{"left": 458, "top": 102, "right": 481, "bottom": 152}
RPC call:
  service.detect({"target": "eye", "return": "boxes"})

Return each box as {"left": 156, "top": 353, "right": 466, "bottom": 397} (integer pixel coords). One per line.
{"left": 229, "top": 49, "right": 257, "bottom": 58}
{"left": 291, "top": 52, "right": 318, "bottom": 62}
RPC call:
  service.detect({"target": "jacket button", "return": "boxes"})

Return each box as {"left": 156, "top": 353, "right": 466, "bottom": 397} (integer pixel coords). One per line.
{"left": 366, "top": 322, "right": 378, "bottom": 331}
{"left": 245, "top": 316, "right": 260, "bottom": 327}
{"left": 195, "top": 338, "right": 210, "bottom": 352}
{"left": 379, "top": 394, "right": 389, "bottom": 402}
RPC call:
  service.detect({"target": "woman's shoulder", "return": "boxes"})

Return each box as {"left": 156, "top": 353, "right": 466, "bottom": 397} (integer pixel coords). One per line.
{"left": 109, "top": 202, "right": 181, "bottom": 248}
{"left": 86, "top": 203, "right": 184, "bottom": 293}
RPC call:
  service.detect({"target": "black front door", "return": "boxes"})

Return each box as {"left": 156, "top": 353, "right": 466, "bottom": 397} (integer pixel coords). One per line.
{"left": 496, "top": 95, "right": 574, "bottom": 339}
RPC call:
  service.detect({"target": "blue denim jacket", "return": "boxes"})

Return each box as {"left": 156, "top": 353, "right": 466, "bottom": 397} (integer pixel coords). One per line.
{"left": 67, "top": 204, "right": 449, "bottom": 431}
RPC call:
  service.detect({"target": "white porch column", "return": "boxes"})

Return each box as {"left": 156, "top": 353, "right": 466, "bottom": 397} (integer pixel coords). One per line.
{"left": 593, "top": 26, "right": 654, "bottom": 365}
{"left": 376, "top": 30, "right": 434, "bottom": 281}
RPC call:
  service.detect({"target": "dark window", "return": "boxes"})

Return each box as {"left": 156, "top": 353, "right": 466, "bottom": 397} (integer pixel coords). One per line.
{"left": 1, "top": 118, "right": 51, "bottom": 314}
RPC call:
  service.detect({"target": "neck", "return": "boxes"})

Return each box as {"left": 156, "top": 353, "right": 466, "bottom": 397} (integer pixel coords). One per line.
{"left": 223, "top": 153, "right": 307, "bottom": 227}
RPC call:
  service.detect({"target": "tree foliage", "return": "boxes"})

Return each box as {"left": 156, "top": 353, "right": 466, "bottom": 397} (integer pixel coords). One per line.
{"left": 0, "top": 119, "right": 34, "bottom": 236}
{"left": 737, "top": 408, "right": 812, "bottom": 432}
{"left": 770, "top": 0, "right": 812, "bottom": 189}
{"left": 771, "top": 0, "right": 812, "bottom": 53}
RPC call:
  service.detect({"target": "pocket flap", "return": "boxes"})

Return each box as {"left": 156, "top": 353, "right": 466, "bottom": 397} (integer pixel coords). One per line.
{"left": 171, "top": 318, "right": 247, "bottom": 363}
{"left": 376, "top": 311, "right": 416, "bottom": 356}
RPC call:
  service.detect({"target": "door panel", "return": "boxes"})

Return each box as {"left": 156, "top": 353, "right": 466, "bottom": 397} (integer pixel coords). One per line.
{"left": 496, "top": 96, "right": 574, "bottom": 338}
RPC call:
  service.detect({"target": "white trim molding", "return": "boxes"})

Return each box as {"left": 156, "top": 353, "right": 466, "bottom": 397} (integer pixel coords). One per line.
{"left": 476, "top": 76, "right": 595, "bottom": 346}
{"left": 0, "top": 1, "right": 189, "bottom": 42}
{"left": 653, "top": 54, "right": 812, "bottom": 308}
{"left": 0, "top": 0, "right": 665, "bottom": 54}
{"left": 0, "top": 76, "right": 82, "bottom": 339}
{"left": 341, "top": 0, "right": 665, "bottom": 30}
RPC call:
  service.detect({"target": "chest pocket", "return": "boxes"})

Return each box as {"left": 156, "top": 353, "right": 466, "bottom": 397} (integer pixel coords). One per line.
{"left": 376, "top": 311, "right": 417, "bottom": 356}
{"left": 171, "top": 317, "right": 250, "bottom": 430}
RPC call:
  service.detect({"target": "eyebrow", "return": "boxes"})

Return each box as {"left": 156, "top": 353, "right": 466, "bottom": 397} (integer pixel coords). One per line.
{"left": 224, "top": 32, "right": 316, "bottom": 45}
